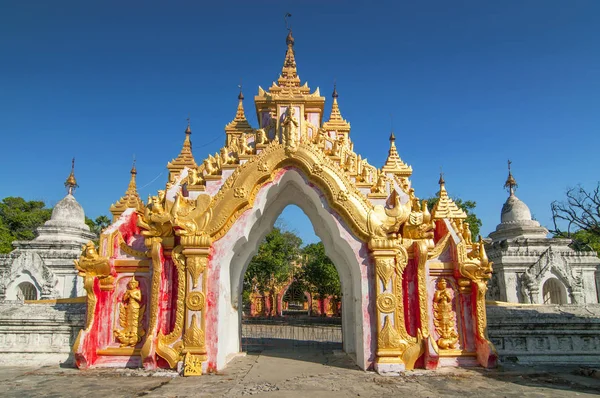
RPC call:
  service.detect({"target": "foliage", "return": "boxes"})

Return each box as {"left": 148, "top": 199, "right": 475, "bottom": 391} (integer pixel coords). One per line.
{"left": 299, "top": 242, "right": 341, "bottom": 299}
{"left": 551, "top": 184, "right": 600, "bottom": 254}
{"left": 0, "top": 197, "right": 52, "bottom": 253}
{"left": 243, "top": 227, "right": 302, "bottom": 294}
{"left": 85, "top": 215, "right": 111, "bottom": 236}
{"left": 0, "top": 196, "right": 111, "bottom": 254}
{"left": 426, "top": 196, "right": 482, "bottom": 238}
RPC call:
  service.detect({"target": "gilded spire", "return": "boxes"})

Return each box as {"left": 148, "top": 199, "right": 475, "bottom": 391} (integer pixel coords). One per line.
{"left": 432, "top": 173, "right": 467, "bottom": 220}
{"left": 110, "top": 160, "right": 146, "bottom": 221}
{"left": 225, "top": 85, "right": 253, "bottom": 134}
{"left": 276, "top": 27, "right": 301, "bottom": 89}
{"left": 167, "top": 121, "right": 197, "bottom": 180}
{"left": 381, "top": 131, "right": 412, "bottom": 177}
{"left": 323, "top": 84, "right": 351, "bottom": 133}
{"left": 504, "top": 159, "right": 518, "bottom": 196}
{"left": 64, "top": 157, "right": 78, "bottom": 195}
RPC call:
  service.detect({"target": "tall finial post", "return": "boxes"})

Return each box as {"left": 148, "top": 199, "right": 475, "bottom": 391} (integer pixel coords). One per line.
{"left": 284, "top": 12, "right": 292, "bottom": 31}
{"left": 238, "top": 80, "right": 244, "bottom": 100}
{"left": 439, "top": 167, "right": 445, "bottom": 186}
{"left": 504, "top": 159, "right": 518, "bottom": 196}
{"left": 64, "top": 157, "right": 79, "bottom": 195}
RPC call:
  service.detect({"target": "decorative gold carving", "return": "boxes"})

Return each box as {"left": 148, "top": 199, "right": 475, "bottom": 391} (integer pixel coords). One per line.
{"left": 137, "top": 190, "right": 173, "bottom": 238}
{"left": 74, "top": 241, "right": 111, "bottom": 329}
{"left": 171, "top": 192, "right": 212, "bottom": 237}
{"left": 337, "top": 190, "right": 349, "bottom": 202}
{"left": 377, "top": 293, "right": 396, "bottom": 313}
{"left": 183, "top": 352, "right": 203, "bottom": 376}
{"left": 257, "top": 161, "right": 268, "bottom": 172}
{"left": 378, "top": 316, "right": 402, "bottom": 349}
{"left": 375, "top": 257, "right": 395, "bottom": 285}
{"left": 141, "top": 237, "right": 163, "bottom": 361}
{"left": 433, "top": 278, "right": 459, "bottom": 349}
{"left": 403, "top": 193, "right": 434, "bottom": 240}
{"left": 156, "top": 245, "right": 186, "bottom": 368}
{"left": 281, "top": 106, "right": 299, "bottom": 151}
{"left": 183, "top": 314, "right": 205, "bottom": 349}
{"left": 233, "top": 187, "right": 247, "bottom": 198}
{"left": 186, "top": 291, "right": 205, "bottom": 311}
{"left": 114, "top": 276, "right": 146, "bottom": 347}
{"left": 428, "top": 233, "right": 450, "bottom": 259}
{"left": 312, "top": 163, "right": 323, "bottom": 174}
{"left": 187, "top": 256, "right": 207, "bottom": 289}
{"left": 416, "top": 240, "right": 430, "bottom": 338}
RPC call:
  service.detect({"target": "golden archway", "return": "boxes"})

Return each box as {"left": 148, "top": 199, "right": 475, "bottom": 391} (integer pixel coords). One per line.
{"left": 73, "top": 29, "right": 496, "bottom": 375}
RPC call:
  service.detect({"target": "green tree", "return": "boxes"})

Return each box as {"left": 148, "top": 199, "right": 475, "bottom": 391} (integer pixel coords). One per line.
{"left": 299, "top": 242, "right": 341, "bottom": 299}
{"left": 0, "top": 197, "right": 52, "bottom": 253}
{"left": 243, "top": 227, "right": 302, "bottom": 295}
{"left": 551, "top": 183, "right": 600, "bottom": 255}
{"left": 426, "top": 197, "right": 482, "bottom": 238}
{"left": 85, "top": 215, "right": 111, "bottom": 236}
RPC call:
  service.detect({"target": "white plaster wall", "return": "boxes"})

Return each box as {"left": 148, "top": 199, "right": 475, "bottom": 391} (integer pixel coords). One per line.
{"left": 211, "top": 169, "right": 372, "bottom": 370}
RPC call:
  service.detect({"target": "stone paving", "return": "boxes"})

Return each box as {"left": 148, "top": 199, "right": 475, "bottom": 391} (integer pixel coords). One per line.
{"left": 0, "top": 349, "right": 599, "bottom": 397}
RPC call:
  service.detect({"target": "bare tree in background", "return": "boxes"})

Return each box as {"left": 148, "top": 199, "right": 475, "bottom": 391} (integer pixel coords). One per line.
{"left": 551, "top": 183, "right": 600, "bottom": 252}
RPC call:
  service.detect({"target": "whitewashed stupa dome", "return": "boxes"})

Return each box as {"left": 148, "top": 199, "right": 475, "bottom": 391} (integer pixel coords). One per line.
{"left": 489, "top": 165, "right": 548, "bottom": 242}
{"left": 45, "top": 194, "right": 89, "bottom": 230}
{"left": 500, "top": 194, "right": 533, "bottom": 224}
{"left": 34, "top": 161, "right": 96, "bottom": 243}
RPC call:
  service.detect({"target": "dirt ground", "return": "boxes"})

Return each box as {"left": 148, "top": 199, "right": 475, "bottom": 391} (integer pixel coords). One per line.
{"left": 1, "top": 349, "right": 599, "bottom": 397}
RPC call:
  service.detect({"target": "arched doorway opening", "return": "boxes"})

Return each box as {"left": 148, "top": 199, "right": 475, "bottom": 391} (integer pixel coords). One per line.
{"left": 542, "top": 277, "right": 568, "bottom": 304}
{"left": 210, "top": 168, "right": 373, "bottom": 371}
{"left": 240, "top": 208, "right": 344, "bottom": 353}
{"left": 17, "top": 281, "right": 38, "bottom": 301}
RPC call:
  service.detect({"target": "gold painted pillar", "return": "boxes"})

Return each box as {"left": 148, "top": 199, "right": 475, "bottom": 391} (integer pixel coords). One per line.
{"left": 370, "top": 238, "right": 423, "bottom": 372}
{"left": 180, "top": 235, "right": 210, "bottom": 376}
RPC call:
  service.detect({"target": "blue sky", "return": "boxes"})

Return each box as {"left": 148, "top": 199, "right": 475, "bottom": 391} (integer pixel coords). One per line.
{"left": 1, "top": 1, "right": 599, "bottom": 245}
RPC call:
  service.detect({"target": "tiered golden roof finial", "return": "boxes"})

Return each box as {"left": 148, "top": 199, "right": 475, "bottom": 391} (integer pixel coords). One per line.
{"left": 504, "top": 159, "right": 518, "bottom": 196}
{"left": 167, "top": 120, "right": 197, "bottom": 181}
{"left": 225, "top": 85, "right": 254, "bottom": 136}
{"left": 322, "top": 84, "right": 351, "bottom": 134}
{"left": 381, "top": 131, "right": 413, "bottom": 177}
{"left": 432, "top": 172, "right": 467, "bottom": 220}
{"left": 64, "top": 157, "right": 79, "bottom": 195}
{"left": 110, "top": 159, "right": 146, "bottom": 221}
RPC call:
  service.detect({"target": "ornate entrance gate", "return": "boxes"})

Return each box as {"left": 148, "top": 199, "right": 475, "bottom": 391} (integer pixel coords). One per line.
{"left": 72, "top": 29, "right": 496, "bottom": 375}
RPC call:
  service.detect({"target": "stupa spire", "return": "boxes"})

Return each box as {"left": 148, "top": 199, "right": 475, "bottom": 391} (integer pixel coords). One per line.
{"left": 276, "top": 14, "right": 301, "bottom": 89}
{"left": 226, "top": 84, "right": 253, "bottom": 133}
{"left": 504, "top": 159, "right": 518, "bottom": 196}
{"left": 381, "top": 131, "right": 412, "bottom": 177}
{"left": 110, "top": 159, "right": 146, "bottom": 221}
{"left": 323, "top": 83, "right": 351, "bottom": 133}
{"left": 432, "top": 173, "right": 467, "bottom": 220}
{"left": 167, "top": 120, "right": 197, "bottom": 181}
{"left": 64, "top": 157, "right": 79, "bottom": 195}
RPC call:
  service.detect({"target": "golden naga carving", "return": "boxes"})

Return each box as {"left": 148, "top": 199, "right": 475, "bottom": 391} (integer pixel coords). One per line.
{"left": 114, "top": 276, "right": 146, "bottom": 347}
{"left": 367, "top": 190, "right": 411, "bottom": 238}
{"left": 402, "top": 192, "right": 434, "bottom": 241}
{"left": 137, "top": 190, "right": 173, "bottom": 238}
{"left": 74, "top": 241, "right": 111, "bottom": 329}
{"left": 433, "top": 278, "right": 459, "bottom": 350}
{"left": 171, "top": 192, "right": 212, "bottom": 237}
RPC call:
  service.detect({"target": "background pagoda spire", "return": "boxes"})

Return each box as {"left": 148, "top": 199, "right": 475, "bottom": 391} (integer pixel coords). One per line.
{"left": 504, "top": 159, "right": 518, "bottom": 196}
{"left": 167, "top": 121, "right": 197, "bottom": 181}
{"left": 323, "top": 83, "right": 351, "bottom": 133}
{"left": 64, "top": 157, "right": 78, "bottom": 195}
{"left": 110, "top": 158, "right": 145, "bottom": 221}
{"left": 381, "top": 130, "right": 412, "bottom": 177}
{"left": 432, "top": 173, "right": 467, "bottom": 220}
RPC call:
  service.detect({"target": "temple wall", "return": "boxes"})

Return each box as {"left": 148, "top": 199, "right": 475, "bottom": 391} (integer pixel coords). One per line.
{"left": 487, "top": 304, "right": 600, "bottom": 365}
{"left": 0, "top": 301, "right": 85, "bottom": 366}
